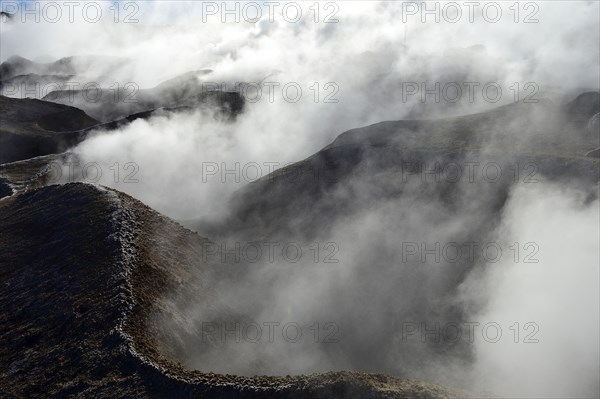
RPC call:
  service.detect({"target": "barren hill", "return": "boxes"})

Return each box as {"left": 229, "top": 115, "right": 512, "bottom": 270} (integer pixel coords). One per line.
{"left": 0, "top": 183, "right": 476, "bottom": 399}
{"left": 206, "top": 93, "right": 599, "bottom": 242}
{"left": 0, "top": 96, "right": 100, "bottom": 164}
{"left": 41, "top": 71, "right": 244, "bottom": 122}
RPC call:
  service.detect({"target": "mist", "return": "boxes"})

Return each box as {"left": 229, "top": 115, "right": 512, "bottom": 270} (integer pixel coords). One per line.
{"left": 461, "top": 182, "right": 600, "bottom": 398}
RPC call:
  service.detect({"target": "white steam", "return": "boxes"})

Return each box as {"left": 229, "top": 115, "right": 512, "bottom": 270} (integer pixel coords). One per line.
{"left": 460, "top": 183, "right": 600, "bottom": 398}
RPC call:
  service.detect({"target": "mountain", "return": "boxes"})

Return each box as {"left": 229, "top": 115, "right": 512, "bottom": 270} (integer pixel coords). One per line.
{"left": 1, "top": 91, "right": 597, "bottom": 397}
{"left": 177, "top": 94, "right": 599, "bottom": 379}
{"left": 0, "top": 95, "right": 216, "bottom": 164}
{"left": 0, "top": 56, "right": 35, "bottom": 81}
{"left": 0, "top": 96, "right": 100, "bottom": 164}
{"left": 42, "top": 70, "right": 245, "bottom": 122}
{"left": 0, "top": 55, "right": 125, "bottom": 81}
{"left": 198, "top": 93, "right": 600, "bottom": 242}
{"left": 0, "top": 183, "right": 475, "bottom": 399}
{"left": 0, "top": 55, "right": 245, "bottom": 124}
{"left": 0, "top": 73, "right": 75, "bottom": 97}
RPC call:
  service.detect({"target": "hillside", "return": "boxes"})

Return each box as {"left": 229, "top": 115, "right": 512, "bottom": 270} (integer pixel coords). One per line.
{"left": 0, "top": 96, "right": 215, "bottom": 164}
{"left": 0, "top": 73, "right": 74, "bottom": 97}
{"left": 0, "top": 55, "right": 125, "bottom": 82}
{"left": 203, "top": 93, "right": 599, "bottom": 242}
{"left": 0, "top": 96, "right": 100, "bottom": 163}
{"left": 0, "top": 183, "right": 477, "bottom": 399}
{"left": 41, "top": 71, "right": 245, "bottom": 122}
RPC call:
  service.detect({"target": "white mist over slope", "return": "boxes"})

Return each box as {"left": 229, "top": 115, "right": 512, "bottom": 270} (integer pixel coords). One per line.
{"left": 146, "top": 172, "right": 599, "bottom": 398}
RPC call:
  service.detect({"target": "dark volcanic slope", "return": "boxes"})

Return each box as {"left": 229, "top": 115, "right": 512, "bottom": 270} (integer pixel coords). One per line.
{"left": 181, "top": 95, "right": 599, "bottom": 380}
{"left": 0, "top": 96, "right": 100, "bottom": 164}
{"left": 0, "top": 96, "right": 182, "bottom": 166}
{"left": 0, "top": 55, "right": 124, "bottom": 82}
{"left": 0, "top": 183, "right": 474, "bottom": 399}
{"left": 207, "top": 93, "right": 599, "bottom": 242}
{"left": 0, "top": 95, "right": 98, "bottom": 131}
{"left": 0, "top": 73, "right": 74, "bottom": 97}
{"left": 0, "top": 153, "right": 71, "bottom": 196}
{"left": 41, "top": 70, "right": 245, "bottom": 122}
{"left": 0, "top": 55, "right": 246, "bottom": 123}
